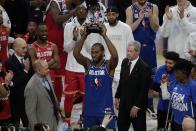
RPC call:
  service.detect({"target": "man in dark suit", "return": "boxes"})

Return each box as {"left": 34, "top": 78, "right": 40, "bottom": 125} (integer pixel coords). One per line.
{"left": 6, "top": 38, "right": 33, "bottom": 127}
{"left": 115, "top": 41, "right": 151, "bottom": 131}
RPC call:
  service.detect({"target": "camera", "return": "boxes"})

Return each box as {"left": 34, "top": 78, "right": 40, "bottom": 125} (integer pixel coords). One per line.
{"left": 86, "top": 23, "right": 102, "bottom": 34}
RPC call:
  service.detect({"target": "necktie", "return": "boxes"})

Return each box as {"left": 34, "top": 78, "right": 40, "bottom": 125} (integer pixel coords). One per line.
{"left": 126, "top": 61, "right": 131, "bottom": 78}
{"left": 21, "top": 58, "right": 24, "bottom": 64}
{"left": 42, "top": 78, "right": 51, "bottom": 91}
{"left": 42, "top": 78, "right": 59, "bottom": 122}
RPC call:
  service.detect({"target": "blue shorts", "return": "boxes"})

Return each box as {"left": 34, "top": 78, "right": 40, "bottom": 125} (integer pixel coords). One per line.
{"left": 83, "top": 115, "right": 115, "bottom": 129}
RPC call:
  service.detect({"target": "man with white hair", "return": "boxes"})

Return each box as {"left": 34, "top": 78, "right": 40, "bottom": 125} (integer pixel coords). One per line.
{"left": 7, "top": 38, "right": 33, "bottom": 128}
{"left": 115, "top": 41, "right": 151, "bottom": 131}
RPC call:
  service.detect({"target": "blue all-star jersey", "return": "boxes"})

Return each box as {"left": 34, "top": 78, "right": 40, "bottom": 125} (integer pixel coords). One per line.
{"left": 168, "top": 80, "right": 196, "bottom": 125}
{"left": 153, "top": 65, "right": 176, "bottom": 111}
{"left": 84, "top": 60, "right": 114, "bottom": 116}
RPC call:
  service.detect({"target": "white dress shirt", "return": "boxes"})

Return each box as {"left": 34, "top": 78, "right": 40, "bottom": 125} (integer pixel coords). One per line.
{"left": 161, "top": 2, "right": 196, "bottom": 58}
{"left": 129, "top": 57, "right": 139, "bottom": 74}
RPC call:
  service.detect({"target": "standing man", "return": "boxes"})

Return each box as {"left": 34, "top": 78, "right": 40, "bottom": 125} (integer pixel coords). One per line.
{"left": 73, "top": 24, "right": 118, "bottom": 128}
{"left": 126, "top": 0, "right": 159, "bottom": 71}
{"left": 161, "top": 0, "right": 196, "bottom": 58}
{"left": 126, "top": 0, "right": 159, "bottom": 115}
{"left": 44, "top": 0, "right": 84, "bottom": 102}
{"left": 63, "top": 5, "right": 87, "bottom": 125}
{"left": 152, "top": 51, "right": 179, "bottom": 130}
{"left": 161, "top": 59, "right": 196, "bottom": 131}
{"left": 115, "top": 41, "right": 151, "bottom": 131}
{"left": 23, "top": 20, "right": 38, "bottom": 45}
{"left": 105, "top": 6, "right": 134, "bottom": 102}
{"left": 25, "top": 59, "right": 59, "bottom": 131}
{"left": 6, "top": 38, "right": 32, "bottom": 128}
{"left": 29, "top": 23, "right": 60, "bottom": 101}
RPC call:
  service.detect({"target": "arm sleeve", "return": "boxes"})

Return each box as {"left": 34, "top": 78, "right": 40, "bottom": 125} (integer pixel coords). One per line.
{"left": 179, "top": 17, "right": 196, "bottom": 34}
{"left": 7, "top": 61, "right": 31, "bottom": 89}
{"left": 160, "top": 14, "right": 172, "bottom": 38}
{"left": 126, "top": 25, "right": 134, "bottom": 44}
{"left": 134, "top": 66, "right": 152, "bottom": 108}
{"left": 63, "top": 24, "right": 76, "bottom": 53}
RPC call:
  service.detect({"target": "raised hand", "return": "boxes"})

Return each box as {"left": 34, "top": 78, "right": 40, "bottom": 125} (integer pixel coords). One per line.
{"left": 99, "top": 23, "right": 107, "bottom": 37}
{"left": 4, "top": 70, "right": 14, "bottom": 86}
{"left": 146, "top": 7, "right": 153, "bottom": 18}
{"left": 73, "top": 27, "right": 79, "bottom": 40}
{"left": 161, "top": 74, "right": 168, "bottom": 84}
{"left": 24, "top": 58, "right": 30, "bottom": 71}
{"left": 165, "top": 5, "right": 173, "bottom": 20}
{"left": 139, "top": 9, "right": 145, "bottom": 19}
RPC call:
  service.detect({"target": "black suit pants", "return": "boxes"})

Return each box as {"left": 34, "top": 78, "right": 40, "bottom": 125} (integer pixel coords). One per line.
{"left": 117, "top": 108, "right": 146, "bottom": 131}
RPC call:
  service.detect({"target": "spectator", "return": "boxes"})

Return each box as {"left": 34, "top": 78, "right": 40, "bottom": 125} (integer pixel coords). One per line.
{"left": 161, "top": 0, "right": 196, "bottom": 58}
{"left": 161, "top": 59, "right": 196, "bottom": 131}
{"left": 0, "top": 0, "right": 11, "bottom": 32}
{"left": 44, "top": 0, "right": 84, "bottom": 103}
{"left": 152, "top": 51, "right": 179, "bottom": 130}
{"left": 0, "top": 70, "right": 14, "bottom": 126}
{"left": 28, "top": 23, "right": 60, "bottom": 101}
{"left": 108, "top": 0, "right": 132, "bottom": 22}
{"left": 115, "top": 41, "right": 151, "bottom": 131}
{"left": 126, "top": 0, "right": 159, "bottom": 72}
{"left": 25, "top": 59, "right": 59, "bottom": 131}
{"left": 104, "top": 6, "right": 134, "bottom": 112}
{"left": 73, "top": 23, "right": 118, "bottom": 129}
{"left": 6, "top": 38, "right": 32, "bottom": 128}
{"left": 63, "top": 5, "right": 87, "bottom": 125}
{"left": 23, "top": 20, "right": 38, "bottom": 45}
{"left": 0, "top": 13, "right": 9, "bottom": 66}
{"left": 126, "top": 0, "right": 159, "bottom": 115}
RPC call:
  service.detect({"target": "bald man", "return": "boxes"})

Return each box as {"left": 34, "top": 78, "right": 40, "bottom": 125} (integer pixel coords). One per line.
{"left": 25, "top": 59, "right": 59, "bottom": 131}
{"left": 6, "top": 38, "right": 33, "bottom": 128}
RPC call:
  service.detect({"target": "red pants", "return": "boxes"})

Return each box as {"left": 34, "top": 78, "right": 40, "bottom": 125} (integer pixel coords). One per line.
{"left": 49, "top": 70, "right": 64, "bottom": 103}
{"left": 64, "top": 70, "right": 85, "bottom": 124}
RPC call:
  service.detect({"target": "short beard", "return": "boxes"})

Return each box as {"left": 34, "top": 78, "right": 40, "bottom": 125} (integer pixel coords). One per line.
{"left": 138, "top": 1, "right": 147, "bottom": 6}
{"left": 109, "top": 20, "right": 118, "bottom": 26}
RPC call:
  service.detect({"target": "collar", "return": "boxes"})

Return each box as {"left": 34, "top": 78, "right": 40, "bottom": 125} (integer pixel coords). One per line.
{"left": 130, "top": 57, "right": 139, "bottom": 65}
{"left": 14, "top": 53, "right": 24, "bottom": 63}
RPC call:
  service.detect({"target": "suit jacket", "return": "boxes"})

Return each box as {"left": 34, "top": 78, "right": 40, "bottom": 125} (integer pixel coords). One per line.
{"left": 24, "top": 74, "right": 58, "bottom": 131}
{"left": 115, "top": 58, "right": 151, "bottom": 111}
{"left": 6, "top": 54, "right": 33, "bottom": 110}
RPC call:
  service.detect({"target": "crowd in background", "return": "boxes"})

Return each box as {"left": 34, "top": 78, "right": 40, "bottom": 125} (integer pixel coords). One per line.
{"left": 0, "top": 0, "right": 196, "bottom": 131}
